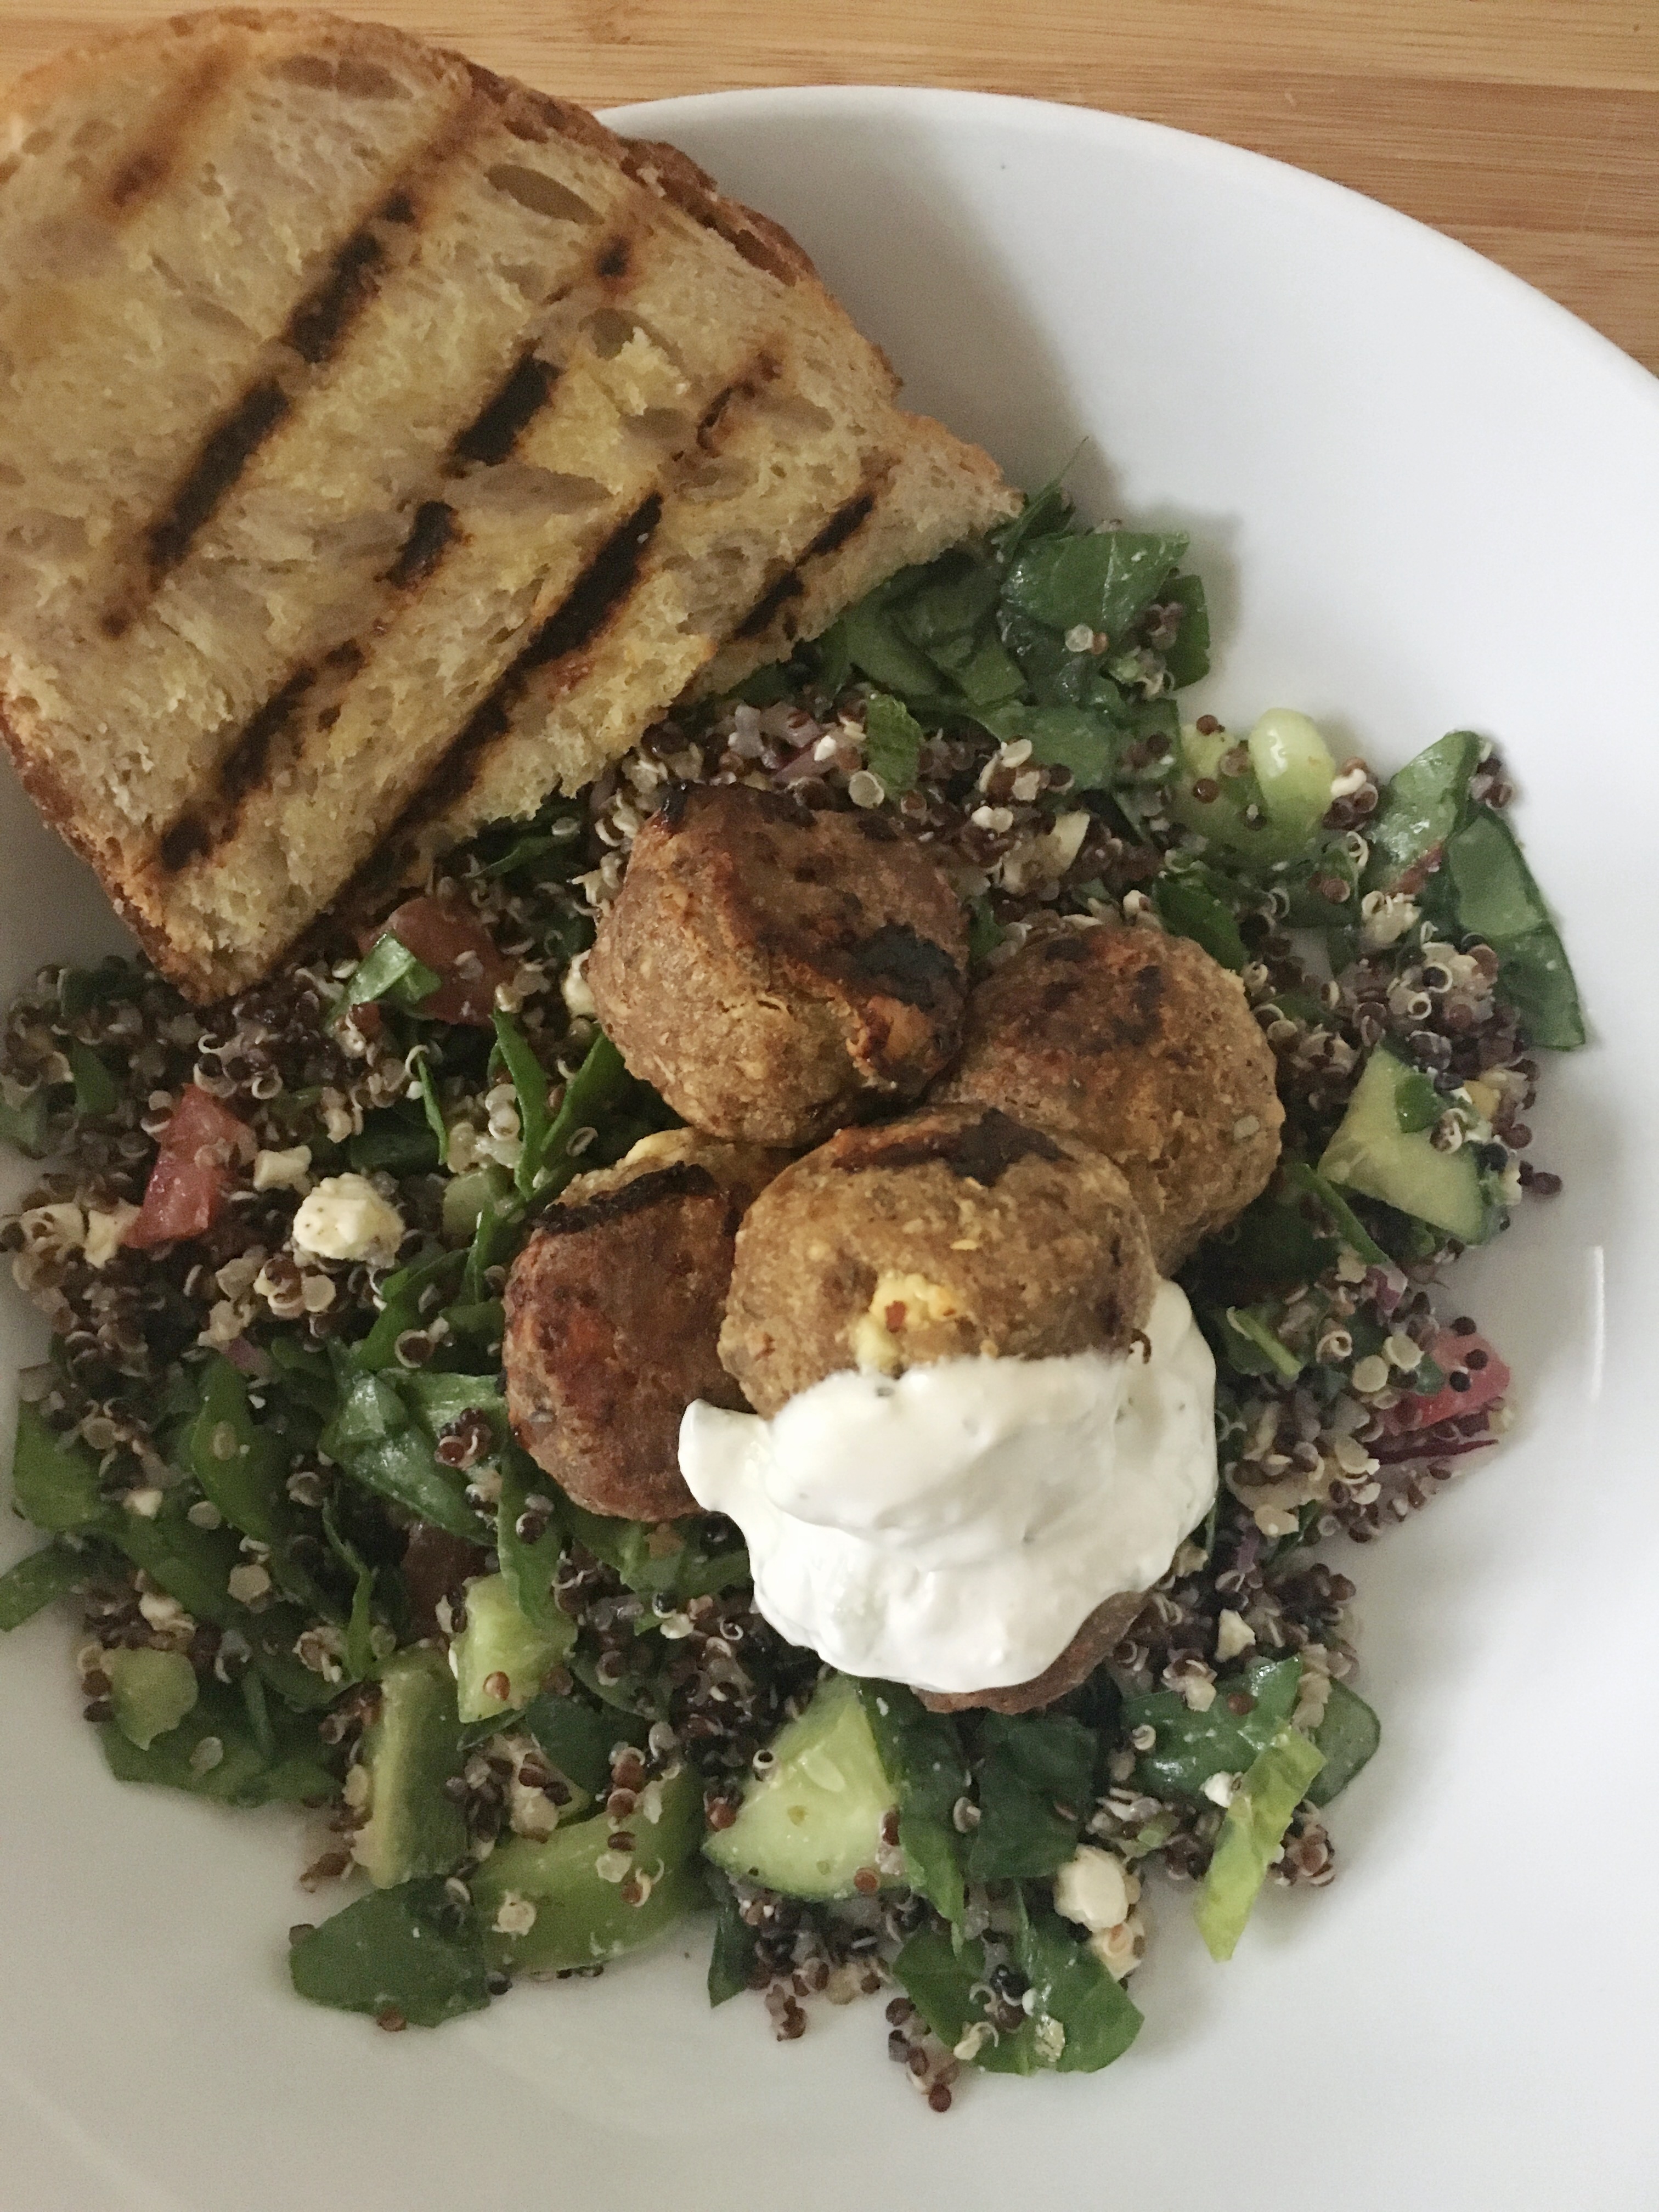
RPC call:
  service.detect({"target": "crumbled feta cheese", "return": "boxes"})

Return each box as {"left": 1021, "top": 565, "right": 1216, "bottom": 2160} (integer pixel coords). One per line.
{"left": 1053, "top": 1845, "right": 1132, "bottom": 1933}
{"left": 291, "top": 1173, "right": 404, "bottom": 1265}
{"left": 1215, "top": 1607, "right": 1256, "bottom": 1661}
{"left": 123, "top": 1487, "right": 165, "bottom": 1520}
{"left": 253, "top": 1144, "right": 312, "bottom": 1192}
{"left": 1201, "top": 1770, "right": 1238, "bottom": 1808}
{"left": 83, "top": 1202, "right": 139, "bottom": 1268}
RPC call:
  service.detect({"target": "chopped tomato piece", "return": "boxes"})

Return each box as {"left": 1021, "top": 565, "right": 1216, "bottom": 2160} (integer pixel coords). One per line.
{"left": 377, "top": 896, "right": 512, "bottom": 1026}
{"left": 124, "top": 1085, "right": 253, "bottom": 1249}
{"left": 1392, "top": 1327, "right": 1510, "bottom": 1430}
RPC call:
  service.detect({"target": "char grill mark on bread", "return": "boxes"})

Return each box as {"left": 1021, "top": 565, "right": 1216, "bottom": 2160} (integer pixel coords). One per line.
{"left": 732, "top": 485, "right": 880, "bottom": 638}
{"left": 381, "top": 490, "right": 667, "bottom": 831}
{"left": 0, "top": 9, "right": 1019, "bottom": 1002}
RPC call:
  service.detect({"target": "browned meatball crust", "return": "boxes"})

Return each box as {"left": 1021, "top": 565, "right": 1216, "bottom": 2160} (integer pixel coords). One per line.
{"left": 920, "top": 1589, "right": 1151, "bottom": 1716}
{"left": 938, "top": 923, "right": 1284, "bottom": 1269}
{"left": 588, "top": 782, "right": 969, "bottom": 1148}
{"left": 504, "top": 1132, "right": 787, "bottom": 1520}
{"left": 718, "top": 1103, "right": 1158, "bottom": 1418}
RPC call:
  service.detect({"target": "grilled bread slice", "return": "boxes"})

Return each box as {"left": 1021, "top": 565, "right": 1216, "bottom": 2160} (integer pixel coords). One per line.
{"left": 0, "top": 11, "right": 1018, "bottom": 1003}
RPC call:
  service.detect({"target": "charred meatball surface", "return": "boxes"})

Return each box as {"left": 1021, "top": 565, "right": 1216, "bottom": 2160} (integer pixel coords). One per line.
{"left": 588, "top": 782, "right": 968, "bottom": 1148}
{"left": 719, "top": 1103, "right": 1157, "bottom": 1418}
{"left": 920, "top": 1589, "right": 1150, "bottom": 1716}
{"left": 504, "top": 1131, "right": 786, "bottom": 1520}
{"left": 938, "top": 923, "right": 1283, "bottom": 1269}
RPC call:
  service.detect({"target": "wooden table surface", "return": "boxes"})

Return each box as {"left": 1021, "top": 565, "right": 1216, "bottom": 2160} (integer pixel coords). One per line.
{"left": 3, "top": 1, "right": 1655, "bottom": 375}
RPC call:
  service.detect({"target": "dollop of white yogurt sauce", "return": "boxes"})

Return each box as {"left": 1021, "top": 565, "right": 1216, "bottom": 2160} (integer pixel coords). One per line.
{"left": 679, "top": 1280, "right": 1217, "bottom": 1694}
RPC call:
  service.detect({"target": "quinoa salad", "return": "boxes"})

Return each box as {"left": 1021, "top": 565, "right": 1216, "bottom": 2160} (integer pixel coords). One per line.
{"left": 0, "top": 485, "right": 1583, "bottom": 2101}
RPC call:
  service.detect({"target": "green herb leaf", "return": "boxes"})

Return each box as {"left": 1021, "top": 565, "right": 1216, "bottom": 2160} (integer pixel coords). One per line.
{"left": 562, "top": 1499, "right": 748, "bottom": 1604}
{"left": 966, "top": 1711, "right": 1097, "bottom": 1883}
{"left": 1160, "top": 572, "right": 1211, "bottom": 687}
{"left": 1153, "top": 875, "right": 1249, "bottom": 970}
{"left": 983, "top": 702, "right": 1118, "bottom": 790}
{"left": 496, "top": 1463, "right": 567, "bottom": 1637}
{"left": 892, "top": 1927, "right": 1009, "bottom": 2063}
{"left": 1279, "top": 1163, "right": 1389, "bottom": 1267}
{"left": 894, "top": 1916, "right": 1141, "bottom": 2078}
{"left": 0, "top": 1538, "right": 99, "bottom": 1630}
{"left": 491, "top": 1012, "right": 553, "bottom": 1198}
{"left": 1220, "top": 1305, "right": 1304, "bottom": 1381}
{"left": 414, "top": 1056, "right": 449, "bottom": 1167}
{"left": 102, "top": 1679, "right": 336, "bottom": 1807}
{"left": 58, "top": 958, "right": 143, "bottom": 1020}
{"left": 521, "top": 1029, "right": 645, "bottom": 1206}
{"left": 67, "top": 1040, "right": 120, "bottom": 1117}
{"left": 862, "top": 692, "right": 924, "bottom": 795}
{"left": 1365, "top": 729, "right": 1484, "bottom": 890}
{"left": 1305, "top": 1679, "right": 1381, "bottom": 1808}
{"left": 859, "top": 1681, "right": 970, "bottom": 1925}
{"left": 185, "top": 1355, "right": 290, "bottom": 1545}
{"left": 0, "top": 1089, "right": 50, "bottom": 1158}
{"left": 341, "top": 933, "right": 443, "bottom": 1015}
{"left": 289, "top": 1878, "right": 490, "bottom": 2028}
{"left": 349, "top": 1109, "right": 441, "bottom": 1176}
{"left": 1439, "top": 808, "right": 1585, "bottom": 1048}
{"left": 323, "top": 1502, "right": 379, "bottom": 1681}
{"left": 839, "top": 598, "right": 943, "bottom": 696}
{"left": 336, "top": 1428, "right": 484, "bottom": 1544}
{"left": 1194, "top": 1726, "right": 1325, "bottom": 1961}
{"left": 521, "top": 1691, "right": 618, "bottom": 1798}
{"left": 1002, "top": 528, "right": 1188, "bottom": 641}
{"left": 706, "top": 1875, "right": 760, "bottom": 2007}
{"left": 1124, "top": 1654, "right": 1304, "bottom": 1800}
{"left": 1013, "top": 1908, "right": 1143, "bottom": 2073}
{"left": 967, "top": 897, "right": 1005, "bottom": 969}
{"left": 10, "top": 1403, "right": 112, "bottom": 1534}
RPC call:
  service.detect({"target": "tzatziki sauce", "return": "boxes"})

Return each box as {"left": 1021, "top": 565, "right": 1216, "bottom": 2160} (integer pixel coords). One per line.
{"left": 678, "top": 1280, "right": 1217, "bottom": 1694}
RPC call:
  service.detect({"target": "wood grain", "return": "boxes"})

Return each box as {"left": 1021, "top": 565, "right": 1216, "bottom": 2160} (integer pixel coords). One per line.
{"left": 3, "top": 2, "right": 1656, "bottom": 373}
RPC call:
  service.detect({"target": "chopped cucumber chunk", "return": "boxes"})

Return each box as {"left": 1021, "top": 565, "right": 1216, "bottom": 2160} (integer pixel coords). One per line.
{"left": 451, "top": 1573, "right": 573, "bottom": 1723}
{"left": 1246, "top": 709, "right": 1336, "bottom": 838}
{"left": 353, "top": 1647, "right": 466, "bottom": 1889}
{"left": 473, "top": 1765, "right": 705, "bottom": 1972}
{"left": 106, "top": 1646, "right": 198, "bottom": 1750}
{"left": 1318, "top": 1046, "right": 1498, "bottom": 1245}
{"left": 703, "top": 1673, "right": 898, "bottom": 1901}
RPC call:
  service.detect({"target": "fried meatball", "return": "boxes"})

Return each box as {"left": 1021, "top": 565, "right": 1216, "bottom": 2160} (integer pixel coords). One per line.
{"left": 504, "top": 1130, "right": 787, "bottom": 1520}
{"left": 718, "top": 1103, "right": 1157, "bottom": 1418}
{"left": 920, "top": 1589, "right": 1151, "bottom": 1716}
{"left": 938, "top": 923, "right": 1284, "bottom": 1269}
{"left": 588, "top": 782, "right": 968, "bottom": 1148}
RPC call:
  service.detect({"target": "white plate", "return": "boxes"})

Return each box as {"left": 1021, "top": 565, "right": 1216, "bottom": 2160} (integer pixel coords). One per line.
{"left": 3, "top": 86, "right": 1657, "bottom": 2212}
